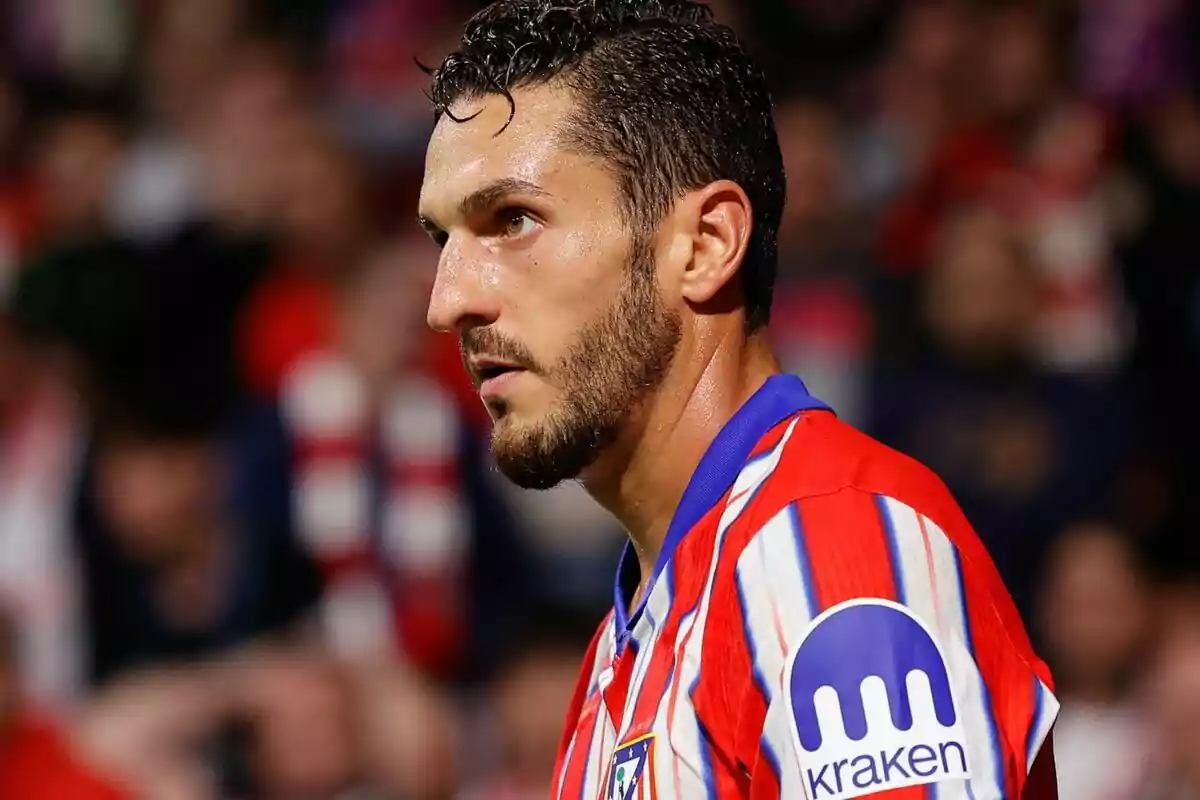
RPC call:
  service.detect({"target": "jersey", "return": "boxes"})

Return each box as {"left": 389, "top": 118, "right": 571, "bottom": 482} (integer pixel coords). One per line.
{"left": 551, "top": 374, "right": 1059, "bottom": 800}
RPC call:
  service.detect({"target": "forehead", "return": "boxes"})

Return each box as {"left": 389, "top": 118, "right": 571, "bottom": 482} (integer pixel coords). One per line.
{"left": 420, "top": 83, "right": 612, "bottom": 217}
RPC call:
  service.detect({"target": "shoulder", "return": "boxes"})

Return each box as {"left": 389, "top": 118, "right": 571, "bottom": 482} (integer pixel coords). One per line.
{"left": 732, "top": 410, "right": 998, "bottom": 576}
{"left": 715, "top": 410, "right": 967, "bottom": 581}
{"left": 767, "top": 409, "right": 960, "bottom": 512}
{"left": 715, "top": 409, "right": 1044, "bottom": 676}
{"left": 696, "top": 415, "right": 1058, "bottom": 789}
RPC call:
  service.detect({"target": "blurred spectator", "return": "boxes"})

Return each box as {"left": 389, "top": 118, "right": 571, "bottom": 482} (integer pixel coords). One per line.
{"left": 0, "top": 606, "right": 127, "bottom": 799}
{"left": 733, "top": 0, "right": 902, "bottom": 98}
{"left": 355, "top": 657, "right": 460, "bottom": 799}
{"left": 281, "top": 233, "right": 533, "bottom": 682}
{"left": 867, "top": 204, "right": 1126, "bottom": 620}
{"left": 1137, "top": 622, "right": 1200, "bottom": 799}
{"left": 1117, "top": 90, "right": 1200, "bottom": 529}
{"left": 0, "top": 0, "right": 1198, "bottom": 795}
{"left": 1077, "top": 0, "right": 1200, "bottom": 112}
{"left": 77, "top": 647, "right": 461, "bottom": 799}
{"left": 239, "top": 117, "right": 374, "bottom": 399}
{"left": 0, "top": 312, "right": 83, "bottom": 714}
{"left": 458, "top": 610, "right": 596, "bottom": 800}
{"left": 1037, "top": 520, "right": 1151, "bottom": 800}
{"left": 324, "top": 0, "right": 468, "bottom": 161}
{"left": 75, "top": 380, "right": 322, "bottom": 686}
{"left": 109, "top": 0, "right": 244, "bottom": 243}
{"left": 846, "top": 0, "right": 973, "bottom": 217}
{"left": 195, "top": 37, "right": 309, "bottom": 238}
{"left": 770, "top": 98, "right": 874, "bottom": 427}
{"left": 880, "top": 2, "right": 1130, "bottom": 374}
{"left": 239, "top": 654, "right": 363, "bottom": 799}
{"left": 30, "top": 91, "right": 127, "bottom": 245}
{"left": 0, "top": 77, "right": 38, "bottom": 302}
{"left": 5, "top": 0, "right": 131, "bottom": 87}
{"left": 1010, "top": 100, "right": 1128, "bottom": 373}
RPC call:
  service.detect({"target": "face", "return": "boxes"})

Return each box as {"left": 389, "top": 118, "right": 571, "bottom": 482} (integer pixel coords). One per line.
{"left": 199, "top": 56, "right": 300, "bottom": 226}
{"left": 1038, "top": 523, "right": 1148, "bottom": 689}
{"left": 36, "top": 115, "right": 123, "bottom": 234}
{"left": 924, "top": 207, "right": 1034, "bottom": 366}
{"left": 420, "top": 84, "right": 681, "bottom": 490}
{"left": 496, "top": 647, "right": 586, "bottom": 777}
{"left": 776, "top": 101, "right": 841, "bottom": 238}
{"left": 338, "top": 236, "right": 437, "bottom": 391}
{"left": 96, "top": 437, "right": 222, "bottom": 563}
{"left": 274, "top": 124, "right": 365, "bottom": 262}
{"left": 978, "top": 8, "right": 1055, "bottom": 121}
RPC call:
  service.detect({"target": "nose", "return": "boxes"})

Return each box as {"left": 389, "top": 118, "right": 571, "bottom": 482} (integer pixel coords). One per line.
{"left": 425, "top": 239, "right": 500, "bottom": 334}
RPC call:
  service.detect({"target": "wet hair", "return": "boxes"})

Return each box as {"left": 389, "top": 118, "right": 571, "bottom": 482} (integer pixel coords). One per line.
{"left": 425, "top": 0, "right": 785, "bottom": 330}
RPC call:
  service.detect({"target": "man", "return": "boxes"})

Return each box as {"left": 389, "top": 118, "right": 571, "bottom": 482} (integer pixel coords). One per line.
{"left": 417, "top": 2, "right": 1059, "bottom": 799}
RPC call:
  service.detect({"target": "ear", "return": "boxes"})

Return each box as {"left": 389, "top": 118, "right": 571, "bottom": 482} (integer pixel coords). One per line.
{"left": 677, "top": 180, "right": 753, "bottom": 306}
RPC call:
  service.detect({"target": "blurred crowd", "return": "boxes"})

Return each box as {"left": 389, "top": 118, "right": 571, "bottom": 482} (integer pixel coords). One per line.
{"left": 0, "top": 0, "right": 1198, "bottom": 798}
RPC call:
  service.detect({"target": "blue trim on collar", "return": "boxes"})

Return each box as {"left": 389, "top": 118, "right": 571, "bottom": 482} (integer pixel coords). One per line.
{"left": 611, "top": 374, "right": 832, "bottom": 651}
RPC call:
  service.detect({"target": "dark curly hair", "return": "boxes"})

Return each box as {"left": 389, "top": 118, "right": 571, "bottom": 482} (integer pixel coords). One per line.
{"left": 425, "top": 0, "right": 785, "bottom": 331}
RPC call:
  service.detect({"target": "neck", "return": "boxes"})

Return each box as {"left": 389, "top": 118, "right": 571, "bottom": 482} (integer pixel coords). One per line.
{"left": 583, "top": 327, "right": 780, "bottom": 589}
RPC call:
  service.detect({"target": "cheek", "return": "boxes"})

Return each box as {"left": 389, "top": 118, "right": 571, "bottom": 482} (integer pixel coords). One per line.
{"left": 519, "top": 231, "right": 627, "bottom": 334}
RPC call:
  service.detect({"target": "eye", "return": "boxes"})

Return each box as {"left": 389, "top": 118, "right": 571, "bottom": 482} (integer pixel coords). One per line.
{"left": 499, "top": 209, "right": 539, "bottom": 239}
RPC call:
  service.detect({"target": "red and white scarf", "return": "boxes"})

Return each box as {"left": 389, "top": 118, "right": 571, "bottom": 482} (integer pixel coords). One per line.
{"left": 282, "top": 350, "right": 470, "bottom": 675}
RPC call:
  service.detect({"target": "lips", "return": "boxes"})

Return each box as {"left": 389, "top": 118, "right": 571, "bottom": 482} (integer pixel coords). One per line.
{"left": 473, "top": 360, "right": 523, "bottom": 383}
{"left": 468, "top": 358, "right": 530, "bottom": 399}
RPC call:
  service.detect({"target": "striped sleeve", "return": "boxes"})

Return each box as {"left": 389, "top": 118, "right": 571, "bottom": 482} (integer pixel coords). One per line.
{"left": 734, "top": 489, "right": 1059, "bottom": 800}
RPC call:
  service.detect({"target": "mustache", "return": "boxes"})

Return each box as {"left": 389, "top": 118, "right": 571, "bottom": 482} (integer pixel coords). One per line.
{"left": 459, "top": 327, "right": 540, "bottom": 373}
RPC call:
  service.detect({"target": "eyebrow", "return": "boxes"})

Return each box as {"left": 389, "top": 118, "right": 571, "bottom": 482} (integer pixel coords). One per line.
{"left": 417, "top": 177, "right": 552, "bottom": 235}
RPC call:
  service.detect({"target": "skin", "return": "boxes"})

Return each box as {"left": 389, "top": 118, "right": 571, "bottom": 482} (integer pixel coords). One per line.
{"left": 419, "top": 81, "right": 781, "bottom": 589}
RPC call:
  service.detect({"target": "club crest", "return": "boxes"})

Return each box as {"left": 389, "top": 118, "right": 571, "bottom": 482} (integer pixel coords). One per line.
{"left": 608, "top": 734, "right": 655, "bottom": 800}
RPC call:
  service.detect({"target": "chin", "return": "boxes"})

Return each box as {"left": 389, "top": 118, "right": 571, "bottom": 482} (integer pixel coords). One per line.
{"left": 488, "top": 412, "right": 545, "bottom": 461}
{"left": 488, "top": 421, "right": 578, "bottom": 491}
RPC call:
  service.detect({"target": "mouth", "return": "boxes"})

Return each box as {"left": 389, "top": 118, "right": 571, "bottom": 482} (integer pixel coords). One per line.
{"left": 470, "top": 358, "right": 528, "bottom": 396}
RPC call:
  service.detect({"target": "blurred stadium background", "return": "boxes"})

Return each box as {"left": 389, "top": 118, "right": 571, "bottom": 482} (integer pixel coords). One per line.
{"left": 0, "top": 0, "right": 1197, "bottom": 797}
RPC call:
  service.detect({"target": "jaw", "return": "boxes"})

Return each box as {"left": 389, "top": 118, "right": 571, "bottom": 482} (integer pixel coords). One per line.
{"left": 574, "top": 393, "right": 656, "bottom": 501}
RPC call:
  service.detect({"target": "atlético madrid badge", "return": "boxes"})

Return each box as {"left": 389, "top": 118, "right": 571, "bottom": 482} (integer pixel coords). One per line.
{"left": 608, "top": 734, "right": 656, "bottom": 800}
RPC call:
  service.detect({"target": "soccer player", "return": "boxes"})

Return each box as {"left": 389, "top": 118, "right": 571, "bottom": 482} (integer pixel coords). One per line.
{"left": 416, "top": 2, "right": 1060, "bottom": 798}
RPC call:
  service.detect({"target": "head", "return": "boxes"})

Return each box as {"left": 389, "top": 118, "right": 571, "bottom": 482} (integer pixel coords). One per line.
{"left": 775, "top": 99, "right": 842, "bottom": 251}
{"left": 33, "top": 106, "right": 125, "bottom": 237}
{"left": 974, "top": 4, "right": 1062, "bottom": 126}
{"left": 1037, "top": 520, "right": 1150, "bottom": 701}
{"left": 419, "top": 0, "right": 784, "bottom": 490}
{"left": 881, "top": 1, "right": 971, "bottom": 142}
{"left": 94, "top": 423, "right": 224, "bottom": 566}
{"left": 143, "top": 0, "right": 242, "bottom": 132}
{"left": 493, "top": 610, "right": 597, "bottom": 780}
{"left": 198, "top": 39, "right": 306, "bottom": 230}
{"left": 273, "top": 120, "right": 370, "bottom": 268}
{"left": 337, "top": 234, "right": 439, "bottom": 392}
{"left": 923, "top": 204, "right": 1037, "bottom": 368}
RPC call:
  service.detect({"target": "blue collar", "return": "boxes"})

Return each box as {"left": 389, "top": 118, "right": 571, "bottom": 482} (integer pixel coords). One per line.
{"left": 612, "top": 374, "right": 832, "bottom": 648}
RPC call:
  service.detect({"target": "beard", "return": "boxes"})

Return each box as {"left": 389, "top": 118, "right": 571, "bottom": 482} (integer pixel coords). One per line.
{"left": 461, "top": 238, "right": 682, "bottom": 490}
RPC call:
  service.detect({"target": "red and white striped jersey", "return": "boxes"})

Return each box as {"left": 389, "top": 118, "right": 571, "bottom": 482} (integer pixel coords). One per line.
{"left": 551, "top": 375, "right": 1059, "bottom": 800}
